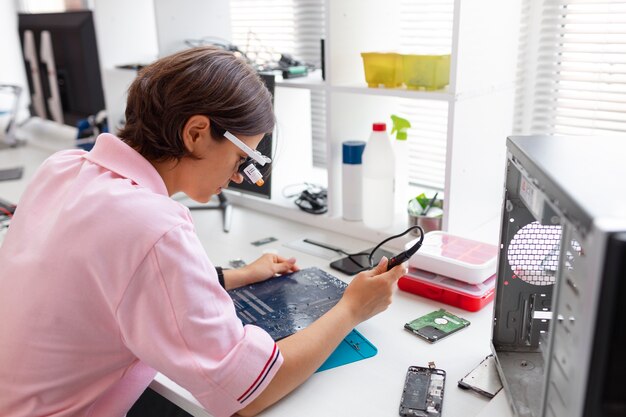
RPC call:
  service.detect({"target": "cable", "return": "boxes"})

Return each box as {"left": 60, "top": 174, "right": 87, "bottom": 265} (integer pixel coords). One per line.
{"left": 303, "top": 238, "right": 370, "bottom": 259}
{"left": 303, "top": 225, "right": 425, "bottom": 271}
{"left": 283, "top": 183, "right": 328, "bottom": 215}
{"left": 368, "top": 225, "right": 425, "bottom": 269}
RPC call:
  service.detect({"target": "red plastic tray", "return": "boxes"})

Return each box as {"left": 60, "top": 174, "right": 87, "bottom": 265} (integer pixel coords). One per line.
{"left": 398, "top": 269, "right": 496, "bottom": 312}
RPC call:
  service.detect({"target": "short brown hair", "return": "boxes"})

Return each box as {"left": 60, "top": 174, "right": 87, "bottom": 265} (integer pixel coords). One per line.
{"left": 118, "top": 46, "right": 275, "bottom": 162}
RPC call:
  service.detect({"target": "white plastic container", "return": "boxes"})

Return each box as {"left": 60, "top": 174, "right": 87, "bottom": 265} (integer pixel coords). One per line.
{"left": 362, "top": 122, "right": 395, "bottom": 229}
{"left": 407, "top": 231, "right": 498, "bottom": 284}
{"left": 342, "top": 140, "right": 366, "bottom": 221}
{"left": 394, "top": 138, "right": 409, "bottom": 212}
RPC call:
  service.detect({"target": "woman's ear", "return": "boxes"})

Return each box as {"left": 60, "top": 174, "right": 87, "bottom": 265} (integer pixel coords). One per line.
{"left": 182, "top": 115, "right": 211, "bottom": 153}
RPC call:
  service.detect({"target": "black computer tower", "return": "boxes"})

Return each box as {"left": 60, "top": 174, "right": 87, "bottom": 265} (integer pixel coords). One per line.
{"left": 491, "top": 135, "right": 626, "bottom": 417}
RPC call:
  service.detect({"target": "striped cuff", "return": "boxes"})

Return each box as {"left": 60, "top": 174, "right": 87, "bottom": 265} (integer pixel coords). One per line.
{"left": 236, "top": 343, "right": 281, "bottom": 404}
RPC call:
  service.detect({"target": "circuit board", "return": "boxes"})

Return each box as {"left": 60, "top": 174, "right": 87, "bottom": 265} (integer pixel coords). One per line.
{"left": 404, "top": 309, "right": 470, "bottom": 343}
{"left": 227, "top": 267, "right": 347, "bottom": 340}
{"left": 399, "top": 366, "right": 446, "bottom": 417}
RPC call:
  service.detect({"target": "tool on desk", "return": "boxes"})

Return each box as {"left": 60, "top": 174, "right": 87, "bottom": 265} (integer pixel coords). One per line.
{"left": 284, "top": 238, "right": 338, "bottom": 260}
{"left": 302, "top": 238, "right": 345, "bottom": 255}
{"left": 404, "top": 309, "right": 470, "bottom": 343}
{"left": 0, "top": 167, "right": 24, "bottom": 181}
{"left": 421, "top": 192, "right": 439, "bottom": 215}
{"left": 386, "top": 225, "right": 424, "bottom": 271}
{"left": 228, "top": 258, "right": 247, "bottom": 268}
{"left": 399, "top": 362, "right": 446, "bottom": 417}
{"left": 251, "top": 236, "right": 278, "bottom": 246}
{"left": 0, "top": 166, "right": 24, "bottom": 182}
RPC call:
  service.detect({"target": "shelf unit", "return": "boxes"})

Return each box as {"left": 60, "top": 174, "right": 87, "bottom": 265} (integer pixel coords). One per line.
{"left": 242, "top": 0, "right": 522, "bottom": 244}
{"left": 91, "top": 0, "right": 522, "bottom": 245}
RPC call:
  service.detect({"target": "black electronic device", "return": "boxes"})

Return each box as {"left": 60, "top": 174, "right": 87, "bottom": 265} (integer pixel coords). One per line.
{"left": 330, "top": 247, "right": 394, "bottom": 275}
{"left": 225, "top": 73, "right": 275, "bottom": 199}
{"left": 191, "top": 73, "right": 275, "bottom": 232}
{"left": 399, "top": 364, "right": 446, "bottom": 417}
{"left": 18, "top": 11, "right": 105, "bottom": 127}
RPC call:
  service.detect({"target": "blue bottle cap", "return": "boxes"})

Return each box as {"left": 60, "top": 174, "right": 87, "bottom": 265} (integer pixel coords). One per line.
{"left": 342, "top": 140, "right": 366, "bottom": 165}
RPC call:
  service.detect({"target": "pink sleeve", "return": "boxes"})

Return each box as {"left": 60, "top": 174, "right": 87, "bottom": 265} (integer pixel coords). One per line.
{"left": 116, "top": 223, "right": 283, "bottom": 417}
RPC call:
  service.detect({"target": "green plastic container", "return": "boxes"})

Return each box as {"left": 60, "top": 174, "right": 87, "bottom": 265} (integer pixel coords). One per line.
{"left": 402, "top": 54, "right": 450, "bottom": 90}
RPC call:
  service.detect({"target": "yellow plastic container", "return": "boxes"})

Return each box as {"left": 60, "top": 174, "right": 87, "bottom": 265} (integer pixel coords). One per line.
{"left": 402, "top": 54, "right": 451, "bottom": 90}
{"left": 361, "top": 52, "right": 403, "bottom": 88}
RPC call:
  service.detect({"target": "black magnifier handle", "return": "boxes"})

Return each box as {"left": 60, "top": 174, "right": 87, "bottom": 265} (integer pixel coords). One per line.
{"left": 387, "top": 251, "right": 411, "bottom": 271}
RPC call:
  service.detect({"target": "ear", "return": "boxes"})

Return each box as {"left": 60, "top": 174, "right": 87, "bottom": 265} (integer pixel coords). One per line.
{"left": 182, "top": 115, "right": 211, "bottom": 153}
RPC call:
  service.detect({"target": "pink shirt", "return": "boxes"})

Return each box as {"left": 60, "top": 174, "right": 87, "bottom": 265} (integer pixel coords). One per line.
{"left": 0, "top": 134, "right": 282, "bottom": 417}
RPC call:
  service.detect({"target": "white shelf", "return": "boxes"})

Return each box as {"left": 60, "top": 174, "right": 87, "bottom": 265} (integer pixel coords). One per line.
{"left": 330, "top": 84, "right": 454, "bottom": 100}
{"left": 223, "top": 189, "right": 414, "bottom": 251}
{"left": 274, "top": 69, "right": 325, "bottom": 90}
{"left": 274, "top": 69, "right": 455, "bottom": 102}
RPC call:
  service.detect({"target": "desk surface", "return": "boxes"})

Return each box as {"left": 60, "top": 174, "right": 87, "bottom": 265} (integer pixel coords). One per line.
{"left": 0, "top": 141, "right": 512, "bottom": 417}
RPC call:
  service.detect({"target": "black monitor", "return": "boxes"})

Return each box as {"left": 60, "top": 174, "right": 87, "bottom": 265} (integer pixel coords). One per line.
{"left": 226, "top": 72, "right": 275, "bottom": 199}
{"left": 187, "top": 72, "right": 275, "bottom": 233}
{"left": 18, "top": 11, "right": 105, "bottom": 127}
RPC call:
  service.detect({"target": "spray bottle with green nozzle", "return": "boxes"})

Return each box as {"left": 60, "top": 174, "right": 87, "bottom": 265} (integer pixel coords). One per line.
{"left": 391, "top": 114, "right": 411, "bottom": 212}
{"left": 391, "top": 115, "right": 411, "bottom": 140}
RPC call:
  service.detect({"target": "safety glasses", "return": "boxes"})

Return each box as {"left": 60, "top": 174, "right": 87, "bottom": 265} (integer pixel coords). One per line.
{"left": 224, "top": 131, "right": 272, "bottom": 186}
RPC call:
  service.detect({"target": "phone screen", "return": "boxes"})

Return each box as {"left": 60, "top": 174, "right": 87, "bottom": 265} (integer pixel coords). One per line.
{"left": 329, "top": 247, "right": 394, "bottom": 275}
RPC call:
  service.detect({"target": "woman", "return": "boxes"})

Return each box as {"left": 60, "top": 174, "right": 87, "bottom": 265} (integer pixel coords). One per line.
{"left": 0, "top": 47, "right": 405, "bottom": 417}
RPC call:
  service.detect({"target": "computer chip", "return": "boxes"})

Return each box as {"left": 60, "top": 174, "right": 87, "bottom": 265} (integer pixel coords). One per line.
{"left": 404, "top": 309, "right": 470, "bottom": 343}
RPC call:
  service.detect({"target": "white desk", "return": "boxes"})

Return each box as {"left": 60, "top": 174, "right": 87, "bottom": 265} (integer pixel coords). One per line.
{"left": 0, "top": 141, "right": 511, "bottom": 417}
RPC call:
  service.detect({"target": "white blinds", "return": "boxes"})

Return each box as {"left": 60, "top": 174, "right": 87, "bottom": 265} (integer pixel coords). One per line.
{"left": 230, "top": 0, "right": 454, "bottom": 187}
{"left": 399, "top": 0, "right": 454, "bottom": 190}
{"left": 514, "top": 0, "right": 626, "bottom": 136}
{"left": 230, "top": 0, "right": 327, "bottom": 167}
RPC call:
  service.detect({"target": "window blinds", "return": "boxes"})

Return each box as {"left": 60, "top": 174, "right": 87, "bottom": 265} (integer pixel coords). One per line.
{"left": 230, "top": 0, "right": 327, "bottom": 167}
{"left": 514, "top": 0, "right": 626, "bottom": 136}
{"left": 231, "top": 0, "right": 454, "bottom": 189}
{"left": 399, "top": 0, "right": 454, "bottom": 190}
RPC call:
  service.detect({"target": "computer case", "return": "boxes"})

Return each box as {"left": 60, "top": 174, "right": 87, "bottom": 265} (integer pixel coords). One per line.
{"left": 492, "top": 135, "right": 626, "bottom": 417}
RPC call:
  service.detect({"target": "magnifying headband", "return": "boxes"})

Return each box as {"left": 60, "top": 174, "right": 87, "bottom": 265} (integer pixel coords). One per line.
{"left": 224, "top": 131, "right": 272, "bottom": 166}
{"left": 224, "top": 130, "right": 272, "bottom": 186}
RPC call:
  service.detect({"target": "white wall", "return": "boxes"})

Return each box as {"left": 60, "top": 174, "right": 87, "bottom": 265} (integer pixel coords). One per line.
{"left": 154, "top": 0, "right": 231, "bottom": 57}
{"left": 0, "top": 0, "right": 30, "bottom": 122}
{"left": 91, "top": 0, "right": 159, "bottom": 131}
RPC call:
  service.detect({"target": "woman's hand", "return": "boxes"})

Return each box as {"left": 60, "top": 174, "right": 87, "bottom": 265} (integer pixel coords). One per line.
{"left": 337, "top": 257, "right": 406, "bottom": 324}
{"left": 223, "top": 253, "right": 299, "bottom": 290}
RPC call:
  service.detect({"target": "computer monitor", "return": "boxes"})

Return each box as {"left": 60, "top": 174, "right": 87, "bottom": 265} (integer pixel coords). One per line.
{"left": 226, "top": 72, "right": 275, "bottom": 199}
{"left": 18, "top": 11, "right": 105, "bottom": 127}
{"left": 188, "top": 72, "right": 275, "bottom": 233}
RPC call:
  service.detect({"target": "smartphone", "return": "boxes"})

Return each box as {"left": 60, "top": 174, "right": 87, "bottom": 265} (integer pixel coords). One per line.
{"left": 329, "top": 247, "right": 394, "bottom": 275}
{"left": 399, "top": 365, "right": 446, "bottom": 417}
